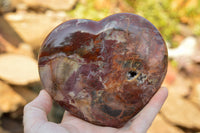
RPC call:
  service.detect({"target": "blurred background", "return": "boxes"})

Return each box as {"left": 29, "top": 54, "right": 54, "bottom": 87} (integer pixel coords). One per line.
{"left": 0, "top": 0, "right": 200, "bottom": 132}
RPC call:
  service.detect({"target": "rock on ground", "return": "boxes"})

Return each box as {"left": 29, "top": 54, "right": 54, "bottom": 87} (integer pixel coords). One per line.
{"left": 0, "top": 16, "right": 23, "bottom": 48}
{"left": 4, "top": 12, "right": 69, "bottom": 49}
{"left": 0, "top": 81, "right": 26, "bottom": 114}
{"left": 161, "top": 91, "right": 200, "bottom": 129}
{"left": 0, "top": 53, "right": 39, "bottom": 85}
{"left": 189, "top": 81, "right": 200, "bottom": 107}
{"left": 22, "top": 0, "right": 78, "bottom": 11}
{"left": 148, "top": 114, "right": 184, "bottom": 133}
{"left": 163, "top": 62, "right": 192, "bottom": 97}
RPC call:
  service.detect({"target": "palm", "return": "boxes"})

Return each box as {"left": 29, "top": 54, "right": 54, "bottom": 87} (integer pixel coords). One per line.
{"left": 24, "top": 88, "right": 168, "bottom": 133}
{"left": 61, "top": 113, "right": 118, "bottom": 133}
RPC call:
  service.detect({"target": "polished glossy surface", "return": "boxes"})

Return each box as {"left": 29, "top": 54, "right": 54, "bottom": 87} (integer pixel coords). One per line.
{"left": 38, "top": 13, "right": 168, "bottom": 128}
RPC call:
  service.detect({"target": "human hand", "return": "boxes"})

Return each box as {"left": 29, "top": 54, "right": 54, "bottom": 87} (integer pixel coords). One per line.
{"left": 23, "top": 87, "right": 168, "bottom": 133}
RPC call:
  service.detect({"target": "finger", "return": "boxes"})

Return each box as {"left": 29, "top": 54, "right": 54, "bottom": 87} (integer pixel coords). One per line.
{"left": 23, "top": 89, "right": 53, "bottom": 132}
{"left": 129, "top": 87, "right": 168, "bottom": 133}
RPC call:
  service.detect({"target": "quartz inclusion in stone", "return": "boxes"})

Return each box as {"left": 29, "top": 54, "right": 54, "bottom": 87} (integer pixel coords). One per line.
{"left": 38, "top": 13, "right": 168, "bottom": 128}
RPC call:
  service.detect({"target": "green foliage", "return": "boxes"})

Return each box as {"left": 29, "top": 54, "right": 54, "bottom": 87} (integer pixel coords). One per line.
{"left": 170, "top": 59, "right": 178, "bottom": 68}
{"left": 193, "top": 24, "right": 200, "bottom": 35}
{"left": 128, "top": 0, "right": 180, "bottom": 44}
{"left": 184, "top": 3, "right": 200, "bottom": 36}
{"left": 67, "top": 0, "right": 110, "bottom": 21}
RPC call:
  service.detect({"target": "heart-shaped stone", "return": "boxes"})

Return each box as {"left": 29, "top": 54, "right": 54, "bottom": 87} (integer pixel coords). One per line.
{"left": 38, "top": 13, "right": 168, "bottom": 128}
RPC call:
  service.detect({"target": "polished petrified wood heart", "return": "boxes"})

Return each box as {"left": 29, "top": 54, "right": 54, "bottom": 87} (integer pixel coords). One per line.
{"left": 38, "top": 13, "right": 168, "bottom": 128}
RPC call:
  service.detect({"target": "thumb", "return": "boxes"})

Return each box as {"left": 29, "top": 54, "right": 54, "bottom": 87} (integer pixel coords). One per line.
{"left": 23, "top": 89, "right": 52, "bottom": 132}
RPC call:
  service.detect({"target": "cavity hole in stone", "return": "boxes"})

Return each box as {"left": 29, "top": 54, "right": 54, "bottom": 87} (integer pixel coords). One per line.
{"left": 127, "top": 71, "right": 137, "bottom": 80}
